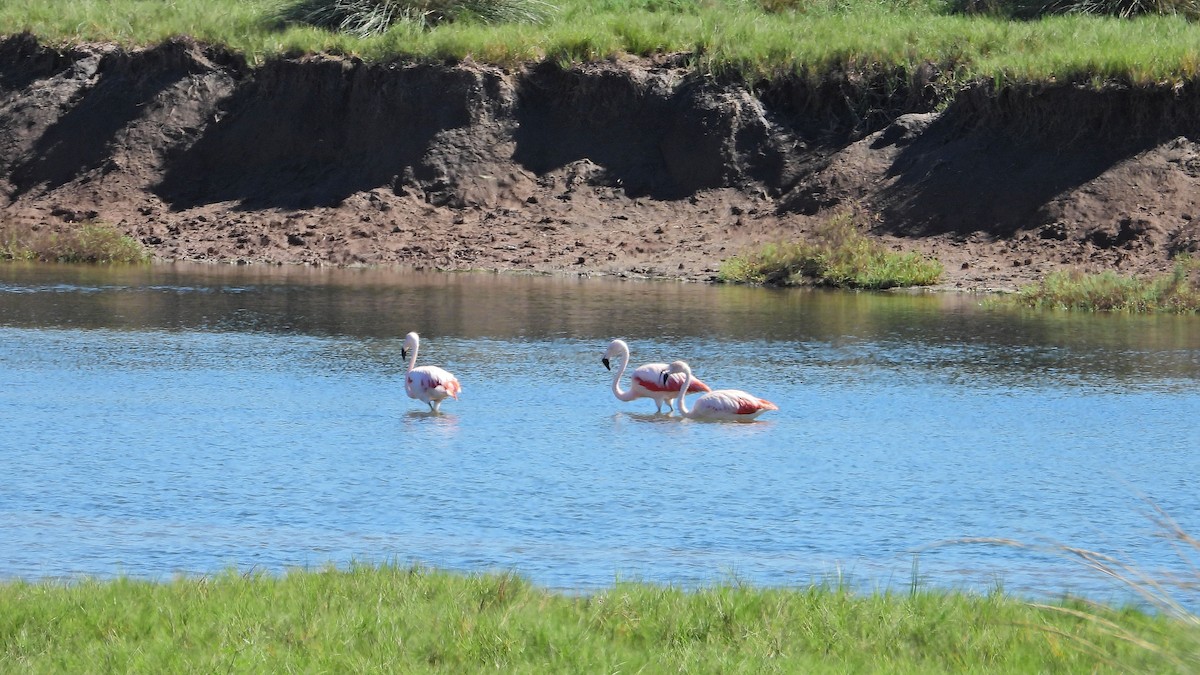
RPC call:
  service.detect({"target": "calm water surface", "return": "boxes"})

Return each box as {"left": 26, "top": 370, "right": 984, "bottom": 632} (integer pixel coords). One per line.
{"left": 1, "top": 263, "right": 1198, "bottom": 603}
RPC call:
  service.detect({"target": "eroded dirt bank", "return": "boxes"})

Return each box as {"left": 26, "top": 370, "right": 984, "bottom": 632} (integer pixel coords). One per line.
{"left": 2, "top": 33, "right": 1199, "bottom": 291}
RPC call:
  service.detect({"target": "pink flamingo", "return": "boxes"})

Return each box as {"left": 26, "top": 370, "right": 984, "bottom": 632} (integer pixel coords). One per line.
{"left": 402, "top": 332, "right": 461, "bottom": 413}
{"left": 663, "top": 360, "right": 778, "bottom": 421}
{"left": 602, "top": 339, "right": 711, "bottom": 414}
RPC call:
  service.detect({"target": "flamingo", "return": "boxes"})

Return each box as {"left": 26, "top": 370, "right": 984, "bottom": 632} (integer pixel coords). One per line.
{"left": 602, "top": 339, "right": 711, "bottom": 414}
{"left": 401, "top": 331, "right": 461, "bottom": 413}
{"left": 662, "top": 360, "right": 778, "bottom": 422}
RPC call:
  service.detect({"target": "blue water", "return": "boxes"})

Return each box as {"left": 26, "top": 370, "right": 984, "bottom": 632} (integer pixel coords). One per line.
{"left": 0, "top": 263, "right": 1197, "bottom": 606}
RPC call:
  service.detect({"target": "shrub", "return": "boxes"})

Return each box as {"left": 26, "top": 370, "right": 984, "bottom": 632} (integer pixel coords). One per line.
{"left": 1010, "top": 255, "right": 1200, "bottom": 312}
{"left": 0, "top": 221, "right": 150, "bottom": 264}
{"left": 279, "top": 0, "right": 557, "bottom": 36}
{"left": 718, "top": 210, "right": 943, "bottom": 289}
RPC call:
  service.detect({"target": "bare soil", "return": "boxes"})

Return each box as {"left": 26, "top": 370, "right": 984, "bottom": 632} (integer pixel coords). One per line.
{"left": 3, "top": 33, "right": 1199, "bottom": 291}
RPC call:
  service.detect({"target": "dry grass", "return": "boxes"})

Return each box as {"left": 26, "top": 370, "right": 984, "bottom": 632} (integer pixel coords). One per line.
{"left": 277, "top": 0, "right": 557, "bottom": 36}
{"left": 1010, "top": 256, "right": 1200, "bottom": 312}
{"left": 0, "top": 221, "right": 149, "bottom": 264}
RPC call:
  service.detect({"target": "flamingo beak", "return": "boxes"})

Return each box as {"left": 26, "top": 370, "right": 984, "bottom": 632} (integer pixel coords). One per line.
{"left": 661, "top": 371, "right": 669, "bottom": 386}
{"left": 401, "top": 348, "right": 408, "bottom": 361}
{"left": 602, "top": 357, "right": 611, "bottom": 371}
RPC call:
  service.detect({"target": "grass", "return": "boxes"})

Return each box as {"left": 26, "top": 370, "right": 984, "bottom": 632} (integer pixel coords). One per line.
{"left": 277, "top": 0, "right": 558, "bottom": 37}
{"left": 3, "top": 0, "right": 1200, "bottom": 84}
{"left": 0, "top": 221, "right": 150, "bottom": 264}
{"left": 0, "top": 563, "right": 1196, "bottom": 673}
{"left": 1005, "top": 255, "right": 1200, "bottom": 312}
{"left": 945, "top": 501, "right": 1200, "bottom": 672}
{"left": 718, "top": 210, "right": 944, "bottom": 289}
{"left": 952, "top": 0, "right": 1200, "bottom": 20}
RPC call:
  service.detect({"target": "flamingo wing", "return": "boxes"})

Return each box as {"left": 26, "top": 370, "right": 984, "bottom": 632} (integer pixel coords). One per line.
{"left": 408, "top": 366, "right": 461, "bottom": 400}
{"left": 696, "top": 389, "right": 778, "bottom": 418}
{"left": 632, "top": 364, "right": 711, "bottom": 394}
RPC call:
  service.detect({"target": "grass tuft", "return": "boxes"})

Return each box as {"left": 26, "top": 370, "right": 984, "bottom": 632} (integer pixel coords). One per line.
{"left": 947, "top": 501, "right": 1200, "bottom": 672}
{"left": 0, "top": 221, "right": 150, "bottom": 264}
{"left": 278, "top": 0, "right": 557, "bottom": 36}
{"left": 1007, "top": 255, "right": 1200, "bottom": 312}
{"left": 950, "top": 0, "right": 1200, "bottom": 19}
{"left": 718, "top": 210, "right": 943, "bottom": 289}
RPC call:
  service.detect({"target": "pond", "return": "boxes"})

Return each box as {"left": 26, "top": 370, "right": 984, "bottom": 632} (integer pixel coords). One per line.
{"left": 1, "top": 262, "right": 1197, "bottom": 605}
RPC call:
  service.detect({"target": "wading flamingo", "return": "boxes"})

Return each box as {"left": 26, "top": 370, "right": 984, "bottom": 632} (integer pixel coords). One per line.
{"left": 402, "top": 332, "right": 461, "bottom": 413}
{"left": 602, "top": 339, "right": 710, "bottom": 414}
{"left": 662, "top": 360, "right": 777, "bottom": 422}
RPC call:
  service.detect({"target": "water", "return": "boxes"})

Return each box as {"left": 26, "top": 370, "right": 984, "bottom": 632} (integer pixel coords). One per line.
{"left": 1, "top": 262, "right": 1198, "bottom": 606}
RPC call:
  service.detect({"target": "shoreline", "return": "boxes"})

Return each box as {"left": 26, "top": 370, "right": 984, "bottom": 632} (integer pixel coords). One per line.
{"left": 2, "top": 35, "right": 1196, "bottom": 293}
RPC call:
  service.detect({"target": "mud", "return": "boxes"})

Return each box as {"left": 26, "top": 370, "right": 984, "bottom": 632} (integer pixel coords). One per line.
{"left": 2, "top": 33, "right": 1198, "bottom": 291}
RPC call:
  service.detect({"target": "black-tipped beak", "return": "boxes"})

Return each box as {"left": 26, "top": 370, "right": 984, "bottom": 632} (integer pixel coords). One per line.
{"left": 602, "top": 357, "right": 611, "bottom": 371}
{"left": 661, "top": 371, "right": 669, "bottom": 386}
{"left": 401, "top": 348, "right": 408, "bottom": 361}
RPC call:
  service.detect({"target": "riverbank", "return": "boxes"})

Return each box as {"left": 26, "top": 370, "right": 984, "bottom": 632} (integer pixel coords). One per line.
{"left": 2, "top": 33, "right": 1199, "bottom": 292}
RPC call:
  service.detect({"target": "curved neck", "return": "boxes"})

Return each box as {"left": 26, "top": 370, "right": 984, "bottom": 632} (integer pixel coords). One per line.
{"left": 676, "top": 368, "right": 693, "bottom": 416}
{"left": 610, "top": 349, "right": 638, "bottom": 402}
{"left": 406, "top": 342, "right": 419, "bottom": 372}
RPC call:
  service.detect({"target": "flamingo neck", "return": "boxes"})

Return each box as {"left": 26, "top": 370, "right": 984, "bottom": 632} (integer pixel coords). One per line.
{"left": 676, "top": 367, "right": 693, "bottom": 417}
{"left": 407, "top": 342, "right": 419, "bottom": 372}
{"left": 610, "top": 348, "right": 638, "bottom": 402}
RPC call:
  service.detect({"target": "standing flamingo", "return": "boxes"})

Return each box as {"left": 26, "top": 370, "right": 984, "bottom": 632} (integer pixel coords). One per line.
{"left": 662, "top": 360, "right": 777, "bottom": 421}
{"left": 402, "top": 332, "right": 461, "bottom": 413}
{"left": 602, "top": 339, "right": 711, "bottom": 413}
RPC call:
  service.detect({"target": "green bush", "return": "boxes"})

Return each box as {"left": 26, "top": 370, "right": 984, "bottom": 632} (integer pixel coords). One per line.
{"left": 718, "top": 210, "right": 943, "bottom": 289}
{"left": 0, "top": 222, "right": 150, "bottom": 265}
{"left": 1009, "top": 255, "right": 1200, "bottom": 312}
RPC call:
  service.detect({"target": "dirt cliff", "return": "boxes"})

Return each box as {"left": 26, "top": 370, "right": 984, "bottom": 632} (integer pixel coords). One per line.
{"left": 2, "top": 32, "right": 1199, "bottom": 290}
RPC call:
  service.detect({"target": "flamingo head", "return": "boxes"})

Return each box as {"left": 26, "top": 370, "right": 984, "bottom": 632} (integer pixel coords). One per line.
{"left": 661, "top": 360, "right": 691, "bottom": 386}
{"left": 402, "top": 332, "right": 420, "bottom": 361}
{"left": 602, "top": 339, "right": 629, "bottom": 371}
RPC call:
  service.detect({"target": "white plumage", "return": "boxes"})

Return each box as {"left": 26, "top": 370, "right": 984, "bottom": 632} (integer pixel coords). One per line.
{"left": 602, "top": 339, "right": 711, "bottom": 413}
{"left": 663, "top": 360, "right": 777, "bottom": 421}
{"left": 402, "top": 332, "right": 461, "bottom": 413}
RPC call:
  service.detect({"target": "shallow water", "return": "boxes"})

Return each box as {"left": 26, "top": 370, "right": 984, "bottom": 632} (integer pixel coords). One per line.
{"left": 1, "top": 263, "right": 1198, "bottom": 604}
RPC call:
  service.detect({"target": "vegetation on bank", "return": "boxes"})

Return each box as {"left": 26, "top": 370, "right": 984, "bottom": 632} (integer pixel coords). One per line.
{"left": 0, "top": 221, "right": 150, "bottom": 264}
{"left": 718, "top": 211, "right": 944, "bottom": 289}
{"left": 1, "top": 563, "right": 1196, "bottom": 673}
{"left": 3, "top": 0, "right": 1200, "bottom": 84}
{"left": 1006, "top": 255, "right": 1200, "bottom": 312}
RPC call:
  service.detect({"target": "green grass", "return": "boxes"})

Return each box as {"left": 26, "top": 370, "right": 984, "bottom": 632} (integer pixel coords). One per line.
{"left": 0, "top": 563, "right": 1195, "bottom": 673}
{"left": 1006, "top": 255, "right": 1200, "bottom": 312}
{"left": 277, "top": 0, "right": 558, "bottom": 37}
{"left": 718, "top": 211, "right": 944, "bottom": 289}
{"left": 3, "top": 0, "right": 1200, "bottom": 84}
{"left": 0, "top": 221, "right": 150, "bottom": 264}
{"left": 946, "top": 502, "right": 1200, "bottom": 672}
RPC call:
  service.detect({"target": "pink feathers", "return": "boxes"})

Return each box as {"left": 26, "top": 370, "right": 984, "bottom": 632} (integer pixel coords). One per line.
{"left": 603, "top": 339, "right": 712, "bottom": 414}
{"left": 603, "top": 340, "right": 777, "bottom": 421}
{"left": 398, "top": 334, "right": 776, "bottom": 422}
{"left": 662, "top": 360, "right": 777, "bottom": 422}
{"left": 402, "top": 332, "right": 461, "bottom": 413}
{"left": 632, "top": 369, "right": 710, "bottom": 395}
